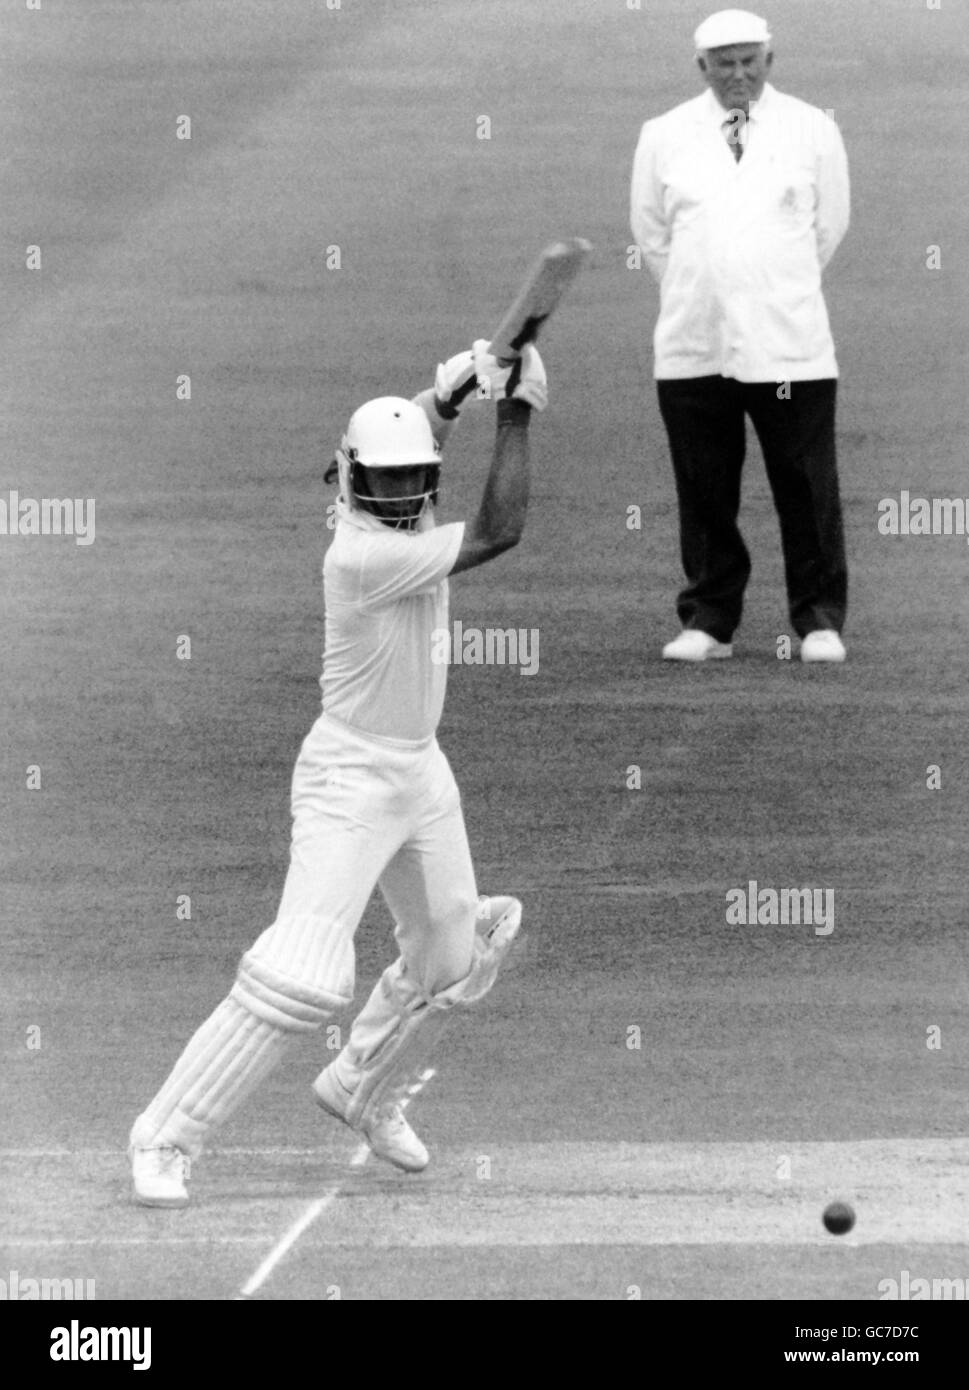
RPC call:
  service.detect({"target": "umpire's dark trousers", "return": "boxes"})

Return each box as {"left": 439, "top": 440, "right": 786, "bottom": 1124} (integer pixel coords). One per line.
{"left": 656, "top": 376, "right": 848, "bottom": 642}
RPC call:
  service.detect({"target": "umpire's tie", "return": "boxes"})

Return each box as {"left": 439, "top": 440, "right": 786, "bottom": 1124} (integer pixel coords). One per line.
{"left": 723, "top": 113, "right": 746, "bottom": 162}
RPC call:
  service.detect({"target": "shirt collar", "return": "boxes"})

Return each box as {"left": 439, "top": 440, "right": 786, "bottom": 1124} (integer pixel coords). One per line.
{"left": 335, "top": 494, "right": 383, "bottom": 532}
{"left": 706, "top": 81, "right": 775, "bottom": 128}
{"left": 335, "top": 494, "right": 436, "bottom": 534}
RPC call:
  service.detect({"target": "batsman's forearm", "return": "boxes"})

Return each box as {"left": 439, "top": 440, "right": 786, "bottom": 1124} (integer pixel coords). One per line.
{"left": 474, "top": 400, "right": 531, "bottom": 548}
{"left": 412, "top": 387, "right": 459, "bottom": 448}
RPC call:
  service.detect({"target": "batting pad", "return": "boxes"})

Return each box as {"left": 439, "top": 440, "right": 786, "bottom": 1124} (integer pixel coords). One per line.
{"left": 231, "top": 949, "right": 352, "bottom": 1032}
{"left": 129, "top": 997, "right": 292, "bottom": 1159}
{"left": 331, "top": 896, "right": 522, "bottom": 1126}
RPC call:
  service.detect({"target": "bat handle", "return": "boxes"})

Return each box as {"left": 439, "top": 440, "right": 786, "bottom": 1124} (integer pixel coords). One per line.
{"left": 491, "top": 327, "right": 542, "bottom": 368}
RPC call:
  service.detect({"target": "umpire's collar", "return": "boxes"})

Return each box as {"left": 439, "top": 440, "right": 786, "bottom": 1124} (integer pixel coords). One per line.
{"left": 706, "top": 80, "right": 776, "bottom": 128}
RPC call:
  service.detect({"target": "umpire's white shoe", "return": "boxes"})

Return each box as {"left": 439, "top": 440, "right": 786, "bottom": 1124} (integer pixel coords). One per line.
{"left": 800, "top": 629, "right": 847, "bottom": 663}
{"left": 662, "top": 630, "right": 733, "bottom": 662}
{"left": 130, "top": 1144, "right": 190, "bottom": 1208}
{"left": 314, "top": 1067, "right": 429, "bottom": 1173}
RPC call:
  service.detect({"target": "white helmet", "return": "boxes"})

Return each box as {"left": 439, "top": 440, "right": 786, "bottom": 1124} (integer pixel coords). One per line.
{"left": 331, "top": 397, "right": 441, "bottom": 531}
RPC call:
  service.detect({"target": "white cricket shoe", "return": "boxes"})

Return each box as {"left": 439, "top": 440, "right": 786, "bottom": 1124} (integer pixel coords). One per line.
{"left": 130, "top": 1144, "right": 190, "bottom": 1208}
{"left": 362, "top": 1101, "right": 429, "bottom": 1173}
{"left": 314, "top": 1067, "right": 429, "bottom": 1173}
{"left": 800, "top": 629, "right": 847, "bottom": 663}
{"left": 662, "top": 630, "right": 733, "bottom": 662}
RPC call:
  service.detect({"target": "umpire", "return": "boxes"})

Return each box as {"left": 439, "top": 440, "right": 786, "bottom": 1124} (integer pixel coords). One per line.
{"left": 631, "top": 9, "right": 850, "bottom": 663}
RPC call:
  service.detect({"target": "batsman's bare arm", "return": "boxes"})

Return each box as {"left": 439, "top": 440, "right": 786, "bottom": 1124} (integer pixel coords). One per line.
{"left": 450, "top": 399, "right": 532, "bottom": 575}
{"left": 449, "top": 339, "right": 546, "bottom": 576}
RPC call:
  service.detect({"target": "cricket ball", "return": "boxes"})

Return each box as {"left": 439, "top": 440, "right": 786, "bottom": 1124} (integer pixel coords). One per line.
{"left": 822, "top": 1200, "right": 855, "bottom": 1235}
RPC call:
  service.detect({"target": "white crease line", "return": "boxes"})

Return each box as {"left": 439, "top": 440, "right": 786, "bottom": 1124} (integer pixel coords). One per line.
{"left": 4, "top": 1236, "right": 272, "bottom": 1248}
{"left": 236, "top": 1142, "right": 371, "bottom": 1299}
{"left": 236, "top": 1067, "right": 436, "bottom": 1299}
{"left": 0, "top": 1149, "right": 340, "bottom": 1159}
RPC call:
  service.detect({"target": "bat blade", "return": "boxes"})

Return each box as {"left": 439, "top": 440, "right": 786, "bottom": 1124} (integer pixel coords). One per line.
{"left": 488, "top": 237, "right": 592, "bottom": 363}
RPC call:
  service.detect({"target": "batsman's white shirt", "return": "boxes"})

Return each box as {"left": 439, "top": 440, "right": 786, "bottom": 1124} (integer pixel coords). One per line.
{"left": 630, "top": 83, "right": 850, "bottom": 382}
{"left": 240, "top": 497, "right": 476, "bottom": 1023}
{"left": 321, "top": 498, "right": 465, "bottom": 745}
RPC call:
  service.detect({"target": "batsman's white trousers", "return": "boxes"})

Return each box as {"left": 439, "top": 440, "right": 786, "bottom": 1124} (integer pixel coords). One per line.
{"left": 130, "top": 712, "right": 479, "bottom": 1156}
{"left": 262, "top": 711, "right": 479, "bottom": 1002}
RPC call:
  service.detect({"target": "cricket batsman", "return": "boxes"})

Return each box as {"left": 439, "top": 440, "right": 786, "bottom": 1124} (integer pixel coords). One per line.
{"left": 128, "top": 341, "right": 547, "bottom": 1206}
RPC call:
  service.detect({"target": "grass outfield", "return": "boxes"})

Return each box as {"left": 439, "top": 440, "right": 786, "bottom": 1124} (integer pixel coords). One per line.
{"left": 1, "top": 0, "right": 967, "bottom": 1302}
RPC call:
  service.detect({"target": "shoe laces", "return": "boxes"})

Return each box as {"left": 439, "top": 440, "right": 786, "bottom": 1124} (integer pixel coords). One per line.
{"left": 157, "top": 1146, "right": 191, "bottom": 1179}
{"left": 371, "top": 1101, "right": 408, "bottom": 1134}
{"left": 369, "top": 1066, "right": 435, "bottom": 1133}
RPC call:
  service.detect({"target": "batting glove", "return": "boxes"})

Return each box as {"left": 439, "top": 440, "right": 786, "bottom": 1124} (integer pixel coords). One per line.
{"left": 472, "top": 340, "right": 548, "bottom": 412}
{"left": 433, "top": 349, "right": 479, "bottom": 419}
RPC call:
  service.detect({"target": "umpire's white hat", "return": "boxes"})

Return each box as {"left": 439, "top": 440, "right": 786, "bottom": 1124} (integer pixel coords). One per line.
{"left": 694, "top": 9, "right": 771, "bottom": 51}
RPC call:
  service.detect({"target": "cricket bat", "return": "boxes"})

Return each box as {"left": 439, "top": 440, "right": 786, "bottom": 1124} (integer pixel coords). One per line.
{"left": 488, "top": 237, "right": 592, "bottom": 364}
